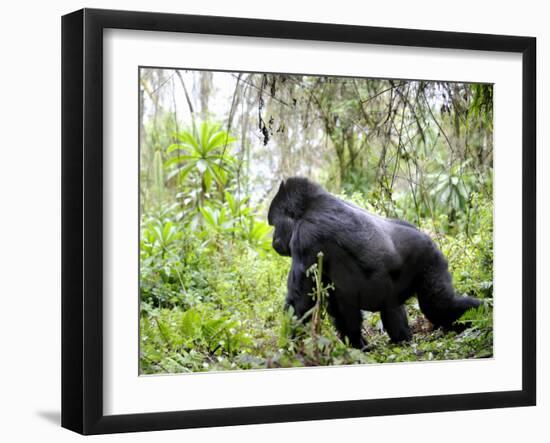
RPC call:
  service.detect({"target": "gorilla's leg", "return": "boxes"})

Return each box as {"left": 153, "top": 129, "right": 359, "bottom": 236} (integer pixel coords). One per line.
{"left": 416, "top": 254, "right": 480, "bottom": 329}
{"left": 381, "top": 305, "right": 412, "bottom": 342}
{"left": 328, "top": 295, "right": 366, "bottom": 349}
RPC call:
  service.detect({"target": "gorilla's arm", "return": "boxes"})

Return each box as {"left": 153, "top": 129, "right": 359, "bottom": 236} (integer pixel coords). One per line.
{"left": 285, "top": 253, "right": 316, "bottom": 320}
{"left": 286, "top": 221, "right": 325, "bottom": 318}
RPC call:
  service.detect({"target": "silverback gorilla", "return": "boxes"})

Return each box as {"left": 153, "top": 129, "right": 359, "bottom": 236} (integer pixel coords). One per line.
{"left": 267, "top": 177, "right": 480, "bottom": 349}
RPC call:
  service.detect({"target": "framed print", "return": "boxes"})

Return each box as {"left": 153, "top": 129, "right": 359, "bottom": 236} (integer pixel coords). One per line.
{"left": 61, "top": 8, "right": 536, "bottom": 435}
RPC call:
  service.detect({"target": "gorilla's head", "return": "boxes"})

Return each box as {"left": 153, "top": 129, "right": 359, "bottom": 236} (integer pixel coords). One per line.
{"left": 267, "top": 177, "right": 321, "bottom": 257}
{"left": 267, "top": 181, "right": 293, "bottom": 256}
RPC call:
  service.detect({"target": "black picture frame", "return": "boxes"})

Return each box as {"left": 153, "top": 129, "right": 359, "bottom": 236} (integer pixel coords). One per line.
{"left": 61, "top": 8, "right": 536, "bottom": 435}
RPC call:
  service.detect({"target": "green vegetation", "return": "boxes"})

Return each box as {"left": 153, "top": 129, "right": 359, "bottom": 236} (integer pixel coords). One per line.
{"left": 139, "top": 71, "right": 493, "bottom": 374}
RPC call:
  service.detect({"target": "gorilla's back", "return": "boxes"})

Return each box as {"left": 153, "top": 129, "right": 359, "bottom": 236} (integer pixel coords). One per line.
{"left": 300, "top": 192, "right": 436, "bottom": 310}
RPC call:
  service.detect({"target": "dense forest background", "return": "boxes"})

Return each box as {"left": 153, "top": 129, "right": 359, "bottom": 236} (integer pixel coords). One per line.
{"left": 139, "top": 68, "right": 494, "bottom": 374}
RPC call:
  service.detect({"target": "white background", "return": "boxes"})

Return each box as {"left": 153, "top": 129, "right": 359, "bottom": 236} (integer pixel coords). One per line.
{"left": 104, "top": 30, "right": 523, "bottom": 415}
{"left": 0, "top": 0, "right": 547, "bottom": 441}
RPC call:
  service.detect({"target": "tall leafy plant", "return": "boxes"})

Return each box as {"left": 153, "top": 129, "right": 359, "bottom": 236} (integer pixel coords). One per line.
{"left": 165, "top": 121, "right": 237, "bottom": 205}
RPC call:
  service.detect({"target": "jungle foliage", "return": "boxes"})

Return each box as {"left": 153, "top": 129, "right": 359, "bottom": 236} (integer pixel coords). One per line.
{"left": 139, "top": 70, "right": 493, "bottom": 374}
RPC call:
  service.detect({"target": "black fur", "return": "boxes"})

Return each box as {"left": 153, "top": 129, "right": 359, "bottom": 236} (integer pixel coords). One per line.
{"left": 268, "top": 177, "right": 480, "bottom": 349}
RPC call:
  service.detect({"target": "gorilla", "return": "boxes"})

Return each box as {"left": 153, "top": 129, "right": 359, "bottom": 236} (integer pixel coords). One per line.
{"left": 267, "top": 176, "right": 480, "bottom": 349}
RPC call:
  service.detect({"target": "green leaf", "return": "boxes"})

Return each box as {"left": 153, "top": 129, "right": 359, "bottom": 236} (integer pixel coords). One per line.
{"left": 164, "top": 155, "right": 196, "bottom": 168}
{"left": 207, "top": 131, "right": 236, "bottom": 150}
{"left": 176, "top": 130, "right": 200, "bottom": 150}
{"left": 155, "top": 318, "right": 173, "bottom": 346}
{"left": 180, "top": 309, "right": 202, "bottom": 339}
{"left": 166, "top": 143, "right": 191, "bottom": 155}
{"left": 166, "top": 163, "right": 195, "bottom": 181}
{"left": 161, "top": 222, "right": 174, "bottom": 243}
{"left": 199, "top": 122, "right": 210, "bottom": 154}
{"left": 203, "top": 169, "right": 213, "bottom": 191}
{"left": 199, "top": 206, "right": 216, "bottom": 227}
{"left": 225, "top": 191, "right": 236, "bottom": 213}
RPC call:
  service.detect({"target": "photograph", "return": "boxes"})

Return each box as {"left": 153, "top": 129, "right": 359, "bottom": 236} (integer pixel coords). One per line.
{"left": 138, "top": 68, "right": 494, "bottom": 375}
